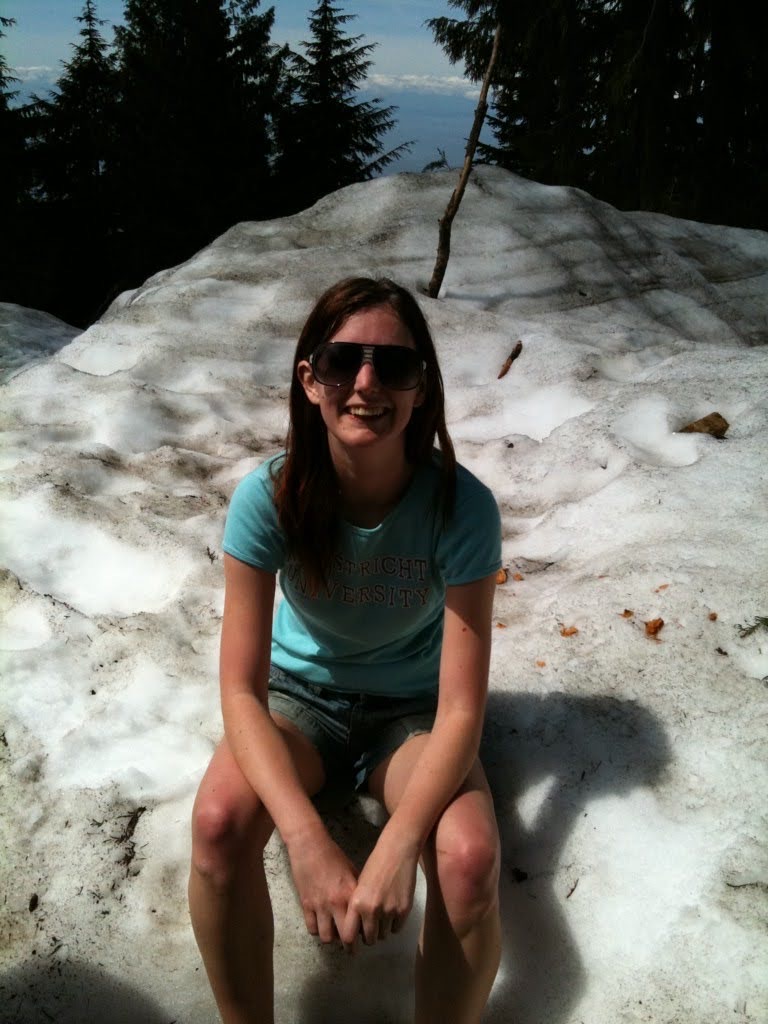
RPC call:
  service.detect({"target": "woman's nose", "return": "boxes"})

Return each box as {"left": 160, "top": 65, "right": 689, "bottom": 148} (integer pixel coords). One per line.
{"left": 354, "top": 356, "right": 381, "bottom": 390}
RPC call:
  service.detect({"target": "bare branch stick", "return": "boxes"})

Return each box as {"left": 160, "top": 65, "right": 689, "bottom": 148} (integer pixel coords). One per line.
{"left": 426, "top": 21, "right": 503, "bottom": 300}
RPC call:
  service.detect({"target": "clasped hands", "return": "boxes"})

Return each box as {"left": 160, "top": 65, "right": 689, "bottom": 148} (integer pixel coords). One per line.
{"left": 288, "top": 827, "right": 419, "bottom": 953}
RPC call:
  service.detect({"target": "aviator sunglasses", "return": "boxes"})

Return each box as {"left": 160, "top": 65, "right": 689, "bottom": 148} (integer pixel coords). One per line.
{"left": 310, "top": 342, "right": 426, "bottom": 391}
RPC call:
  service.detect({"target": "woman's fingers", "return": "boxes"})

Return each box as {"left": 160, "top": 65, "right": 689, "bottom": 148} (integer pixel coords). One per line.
{"left": 342, "top": 902, "right": 382, "bottom": 949}
{"left": 340, "top": 905, "right": 401, "bottom": 951}
{"left": 303, "top": 907, "right": 319, "bottom": 936}
{"left": 361, "top": 917, "right": 377, "bottom": 946}
{"left": 339, "top": 906, "right": 361, "bottom": 954}
{"left": 315, "top": 908, "right": 337, "bottom": 945}
{"left": 348, "top": 901, "right": 391, "bottom": 946}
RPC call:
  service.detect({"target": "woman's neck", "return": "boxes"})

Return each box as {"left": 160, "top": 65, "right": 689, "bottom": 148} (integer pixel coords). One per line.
{"left": 330, "top": 444, "right": 414, "bottom": 527}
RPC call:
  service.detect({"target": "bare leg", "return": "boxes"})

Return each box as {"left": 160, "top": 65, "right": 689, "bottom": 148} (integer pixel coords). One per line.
{"left": 415, "top": 770, "right": 501, "bottom": 1023}
{"left": 188, "top": 718, "right": 325, "bottom": 1024}
{"left": 369, "top": 739, "right": 501, "bottom": 1024}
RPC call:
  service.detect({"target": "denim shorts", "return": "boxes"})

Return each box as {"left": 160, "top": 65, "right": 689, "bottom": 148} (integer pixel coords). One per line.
{"left": 267, "top": 665, "right": 438, "bottom": 790}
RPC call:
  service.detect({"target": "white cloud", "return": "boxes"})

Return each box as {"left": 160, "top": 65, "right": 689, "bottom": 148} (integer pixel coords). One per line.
{"left": 369, "top": 72, "right": 480, "bottom": 99}
{"left": 11, "top": 64, "right": 56, "bottom": 80}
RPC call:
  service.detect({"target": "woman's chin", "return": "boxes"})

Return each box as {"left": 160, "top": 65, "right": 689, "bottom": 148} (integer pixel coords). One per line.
{"left": 342, "top": 411, "right": 391, "bottom": 437}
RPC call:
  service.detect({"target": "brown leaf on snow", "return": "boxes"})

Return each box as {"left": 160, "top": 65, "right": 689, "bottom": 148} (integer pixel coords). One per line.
{"left": 560, "top": 625, "right": 579, "bottom": 637}
{"left": 495, "top": 568, "right": 508, "bottom": 584}
{"left": 645, "top": 618, "right": 665, "bottom": 638}
{"left": 495, "top": 622, "right": 507, "bottom": 629}
{"left": 655, "top": 583, "right": 670, "bottom": 592}
{"left": 497, "top": 340, "right": 523, "bottom": 378}
{"left": 535, "top": 660, "right": 547, "bottom": 668}
{"left": 708, "top": 612, "right": 718, "bottom": 621}
{"left": 620, "top": 609, "right": 634, "bottom": 618}
{"left": 512, "top": 572, "right": 524, "bottom": 581}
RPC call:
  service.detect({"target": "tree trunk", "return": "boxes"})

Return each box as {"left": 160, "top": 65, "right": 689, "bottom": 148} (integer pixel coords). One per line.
{"left": 426, "top": 21, "right": 502, "bottom": 299}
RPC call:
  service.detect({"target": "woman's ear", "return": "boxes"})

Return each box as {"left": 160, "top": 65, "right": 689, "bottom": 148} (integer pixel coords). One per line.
{"left": 296, "top": 360, "right": 322, "bottom": 405}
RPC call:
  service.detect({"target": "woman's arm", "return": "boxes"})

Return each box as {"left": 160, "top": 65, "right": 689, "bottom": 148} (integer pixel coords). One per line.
{"left": 220, "top": 554, "right": 323, "bottom": 840}
{"left": 341, "top": 572, "right": 496, "bottom": 946}
{"left": 220, "top": 554, "right": 358, "bottom": 941}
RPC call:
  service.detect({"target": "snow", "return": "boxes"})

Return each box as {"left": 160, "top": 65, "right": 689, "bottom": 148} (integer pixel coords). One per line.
{"left": 0, "top": 303, "right": 80, "bottom": 383}
{"left": 1, "top": 166, "right": 767, "bottom": 1023}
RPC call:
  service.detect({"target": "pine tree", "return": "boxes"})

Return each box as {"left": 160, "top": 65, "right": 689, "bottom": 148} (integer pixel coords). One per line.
{"left": 30, "top": 2, "right": 118, "bottom": 209}
{"left": 227, "top": 0, "right": 289, "bottom": 219}
{"left": 686, "top": 0, "right": 768, "bottom": 228}
{"left": 428, "top": 0, "right": 767, "bottom": 228}
{"left": 274, "top": 0, "right": 409, "bottom": 212}
{"left": 17, "top": 2, "right": 122, "bottom": 323}
{"left": 113, "top": 0, "right": 238, "bottom": 274}
{"left": 0, "top": 17, "right": 25, "bottom": 211}
{"left": 0, "top": 17, "right": 32, "bottom": 308}
{"left": 592, "top": 0, "right": 692, "bottom": 213}
{"left": 429, "top": 0, "right": 599, "bottom": 188}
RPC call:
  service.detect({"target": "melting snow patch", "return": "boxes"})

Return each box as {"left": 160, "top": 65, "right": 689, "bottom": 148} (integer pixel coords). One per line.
{"left": 614, "top": 395, "right": 701, "bottom": 466}
{"left": 2, "top": 493, "right": 184, "bottom": 616}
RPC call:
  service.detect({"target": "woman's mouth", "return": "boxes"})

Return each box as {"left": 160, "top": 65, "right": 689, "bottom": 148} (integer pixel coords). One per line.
{"left": 345, "top": 405, "right": 389, "bottom": 420}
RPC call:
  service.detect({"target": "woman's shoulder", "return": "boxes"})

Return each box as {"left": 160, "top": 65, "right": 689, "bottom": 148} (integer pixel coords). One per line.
{"left": 231, "top": 452, "right": 286, "bottom": 498}
{"left": 455, "top": 460, "right": 494, "bottom": 494}
{"left": 432, "top": 456, "right": 501, "bottom": 581}
{"left": 453, "top": 466, "right": 498, "bottom": 534}
{"left": 223, "top": 453, "right": 286, "bottom": 568}
{"left": 226, "top": 453, "right": 286, "bottom": 524}
{"left": 426, "top": 450, "right": 496, "bottom": 504}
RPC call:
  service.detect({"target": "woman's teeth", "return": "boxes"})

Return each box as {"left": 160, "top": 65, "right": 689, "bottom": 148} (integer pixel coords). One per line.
{"left": 348, "top": 407, "right": 386, "bottom": 418}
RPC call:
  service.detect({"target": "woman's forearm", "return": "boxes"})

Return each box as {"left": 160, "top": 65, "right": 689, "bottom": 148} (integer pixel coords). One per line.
{"left": 378, "top": 706, "right": 484, "bottom": 854}
{"left": 222, "top": 689, "right": 326, "bottom": 849}
{"left": 223, "top": 686, "right": 361, "bottom": 945}
{"left": 218, "top": 557, "right": 327, "bottom": 851}
{"left": 376, "top": 574, "right": 497, "bottom": 855}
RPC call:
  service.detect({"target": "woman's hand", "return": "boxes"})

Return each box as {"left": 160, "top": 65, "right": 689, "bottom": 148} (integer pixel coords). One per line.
{"left": 340, "top": 829, "right": 420, "bottom": 951}
{"left": 287, "top": 830, "right": 359, "bottom": 945}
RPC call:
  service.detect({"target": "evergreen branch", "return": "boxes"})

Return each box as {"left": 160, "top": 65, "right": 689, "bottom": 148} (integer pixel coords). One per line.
{"left": 737, "top": 617, "right": 768, "bottom": 638}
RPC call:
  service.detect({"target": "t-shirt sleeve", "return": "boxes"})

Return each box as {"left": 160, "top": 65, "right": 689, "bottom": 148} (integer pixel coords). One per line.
{"left": 436, "top": 467, "right": 502, "bottom": 586}
{"left": 222, "top": 459, "right": 286, "bottom": 572}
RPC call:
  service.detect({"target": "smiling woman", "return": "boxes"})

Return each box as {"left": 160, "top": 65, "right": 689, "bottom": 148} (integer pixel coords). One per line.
{"left": 298, "top": 305, "right": 426, "bottom": 469}
{"left": 275, "top": 277, "right": 456, "bottom": 586}
{"left": 188, "top": 276, "right": 504, "bottom": 1023}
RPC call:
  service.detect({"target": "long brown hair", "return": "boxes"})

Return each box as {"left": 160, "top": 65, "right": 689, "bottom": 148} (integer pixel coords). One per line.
{"left": 272, "top": 277, "right": 456, "bottom": 588}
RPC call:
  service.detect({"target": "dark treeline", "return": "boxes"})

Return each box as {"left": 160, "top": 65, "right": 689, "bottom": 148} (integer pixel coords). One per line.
{"left": 430, "top": 0, "right": 767, "bottom": 234}
{"left": 0, "top": 0, "right": 408, "bottom": 327}
{"left": 2, "top": 1, "right": 765, "bottom": 327}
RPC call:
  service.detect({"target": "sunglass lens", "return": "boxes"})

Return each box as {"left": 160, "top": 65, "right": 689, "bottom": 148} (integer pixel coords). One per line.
{"left": 313, "top": 344, "right": 361, "bottom": 385}
{"left": 374, "top": 347, "right": 422, "bottom": 389}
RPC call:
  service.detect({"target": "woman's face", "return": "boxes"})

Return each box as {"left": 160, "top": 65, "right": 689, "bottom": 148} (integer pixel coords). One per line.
{"left": 297, "top": 304, "right": 425, "bottom": 459}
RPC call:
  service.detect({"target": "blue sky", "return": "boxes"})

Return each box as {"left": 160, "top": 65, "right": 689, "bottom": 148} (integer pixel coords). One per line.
{"left": 3, "top": 0, "right": 486, "bottom": 172}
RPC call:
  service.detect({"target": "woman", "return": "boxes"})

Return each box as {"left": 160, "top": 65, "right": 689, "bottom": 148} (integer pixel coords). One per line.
{"left": 189, "top": 277, "right": 502, "bottom": 1023}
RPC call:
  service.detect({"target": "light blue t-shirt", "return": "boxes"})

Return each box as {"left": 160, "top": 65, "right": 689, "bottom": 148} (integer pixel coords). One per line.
{"left": 223, "top": 453, "right": 501, "bottom": 696}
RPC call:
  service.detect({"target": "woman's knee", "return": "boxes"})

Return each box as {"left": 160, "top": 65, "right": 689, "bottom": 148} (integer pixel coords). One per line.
{"left": 432, "top": 823, "right": 500, "bottom": 933}
{"left": 191, "top": 790, "right": 269, "bottom": 888}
